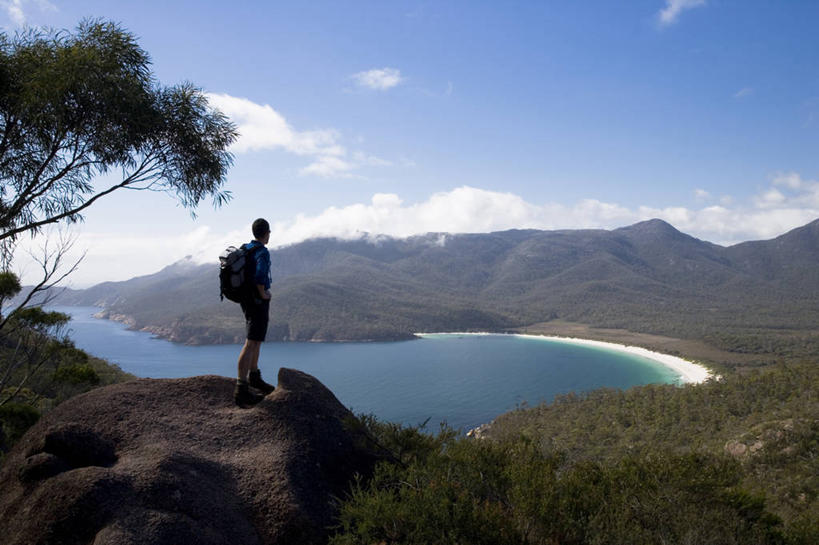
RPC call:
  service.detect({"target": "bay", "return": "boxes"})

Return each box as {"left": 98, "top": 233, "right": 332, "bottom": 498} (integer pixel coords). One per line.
{"left": 56, "top": 306, "right": 680, "bottom": 432}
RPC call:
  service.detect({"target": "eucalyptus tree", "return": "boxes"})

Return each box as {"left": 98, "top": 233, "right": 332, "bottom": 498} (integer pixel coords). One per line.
{"left": 0, "top": 19, "right": 237, "bottom": 418}
{"left": 0, "top": 19, "right": 238, "bottom": 244}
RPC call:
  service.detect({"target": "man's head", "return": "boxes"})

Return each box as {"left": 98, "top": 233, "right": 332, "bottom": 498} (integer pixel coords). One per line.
{"left": 252, "top": 218, "right": 270, "bottom": 243}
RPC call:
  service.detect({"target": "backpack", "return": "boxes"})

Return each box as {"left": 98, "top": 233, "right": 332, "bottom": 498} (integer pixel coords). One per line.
{"left": 219, "top": 244, "right": 264, "bottom": 302}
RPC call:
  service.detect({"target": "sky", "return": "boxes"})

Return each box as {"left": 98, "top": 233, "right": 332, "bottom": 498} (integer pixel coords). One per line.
{"left": 3, "top": 0, "right": 819, "bottom": 287}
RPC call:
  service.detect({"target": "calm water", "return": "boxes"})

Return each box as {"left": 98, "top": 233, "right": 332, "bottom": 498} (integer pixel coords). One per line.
{"left": 56, "top": 306, "right": 679, "bottom": 432}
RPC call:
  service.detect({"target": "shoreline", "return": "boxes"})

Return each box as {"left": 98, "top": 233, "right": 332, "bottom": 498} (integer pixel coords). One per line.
{"left": 417, "top": 332, "right": 713, "bottom": 384}
{"left": 62, "top": 307, "right": 710, "bottom": 381}
{"left": 77, "top": 308, "right": 716, "bottom": 382}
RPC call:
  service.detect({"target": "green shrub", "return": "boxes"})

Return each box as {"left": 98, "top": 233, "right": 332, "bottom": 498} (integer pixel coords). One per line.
{"left": 333, "top": 429, "right": 522, "bottom": 545}
{"left": 331, "top": 418, "right": 786, "bottom": 545}
{"left": 0, "top": 402, "right": 40, "bottom": 448}
{"left": 53, "top": 364, "right": 100, "bottom": 385}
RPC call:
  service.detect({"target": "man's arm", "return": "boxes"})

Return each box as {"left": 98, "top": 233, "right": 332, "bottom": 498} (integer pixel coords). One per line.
{"left": 254, "top": 246, "right": 272, "bottom": 300}
{"left": 256, "top": 283, "right": 270, "bottom": 300}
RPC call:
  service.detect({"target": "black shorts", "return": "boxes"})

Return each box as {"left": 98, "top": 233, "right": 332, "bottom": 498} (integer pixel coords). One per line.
{"left": 240, "top": 297, "right": 269, "bottom": 342}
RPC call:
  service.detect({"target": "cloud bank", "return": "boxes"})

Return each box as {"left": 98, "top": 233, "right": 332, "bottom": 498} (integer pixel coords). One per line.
{"left": 259, "top": 176, "right": 818, "bottom": 250}
{"left": 205, "top": 93, "right": 390, "bottom": 178}
{"left": 15, "top": 174, "right": 818, "bottom": 287}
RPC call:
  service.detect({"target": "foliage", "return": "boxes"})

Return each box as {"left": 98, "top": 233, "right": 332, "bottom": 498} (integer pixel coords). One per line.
{"left": 486, "top": 363, "right": 819, "bottom": 463}
{"left": 330, "top": 362, "right": 819, "bottom": 544}
{"left": 0, "top": 271, "right": 21, "bottom": 301}
{"left": 0, "top": 306, "right": 71, "bottom": 407}
{"left": 0, "top": 316, "right": 132, "bottom": 458}
{"left": 14, "top": 306, "right": 70, "bottom": 328}
{"left": 0, "top": 19, "right": 237, "bottom": 242}
{"left": 53, "top": 363, "right": 99, "bottom": 385}
{"left": 331, "top": 419, "right": 786, "bottom": 545}
{"left": 0, "top": 402, "right": 40, "bottom": 447}
{"left": 484, "top": 362, "right": 819, "bottom": 540}
{"left": 0, "top": 19, "right": 229, "bottom": 458}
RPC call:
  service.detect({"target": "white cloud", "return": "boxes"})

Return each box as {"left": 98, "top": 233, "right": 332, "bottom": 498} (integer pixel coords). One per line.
{"left": 694, "top": 188, "right": 711, "bottom": 200}
{"left": 298, "top": 152, "right": 394, "bottom": 178}
{"left": 14, "top": 177, "right": 819, "bottom": 287}
{"left": 351, "top": 68, "right": 404, "bottom": 90}
{"left": 658, "top": 0, "right": 706, "bottom": 26}
{"left": 256, "top": 179, "right": 818, "bottom": 250}
{"left": 352, "top": 151, "right": 392, "bottom": 167}
{"left": 2, "top": 0, "right": 26, "bottom": 25}
{"left": 734, "top": 87, "right": 754, "bottom": 99}
{"left": 755, "top": 189, "right": 786, "bottom": 208}
{"left": 1, "top": 0, "right": 56, "bottom": 26}
{"left": 206, "top": 93, "right": 390, "bottom": 178}
{"left": 773, "top": 172, "right": 803, "bottom": 189}
{"left": 205, "top": 93, "right": 342, "bottom": 155}
{"left": 299, "top": 156, "right": 355, "bottom": 178}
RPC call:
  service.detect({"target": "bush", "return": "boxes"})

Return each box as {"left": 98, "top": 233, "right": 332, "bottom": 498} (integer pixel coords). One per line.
{"left": 331, "top": 418, "right": 786, "bottom": 545}
{"left": 332, "top": 426, "right": 522, "bottom": 545}
{"left": 0, "top": 402, "right": 40, "bottom": 449}
{"left": 53, "top": 364, "right": 100, "bottom": 385}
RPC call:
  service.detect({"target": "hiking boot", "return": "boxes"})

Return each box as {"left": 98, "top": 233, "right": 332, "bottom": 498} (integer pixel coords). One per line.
{"left": 249, "top": 369, "right": 275, "bottom": 395}
{"left": 234, "top": 382, "right": 264, "bottom": 408}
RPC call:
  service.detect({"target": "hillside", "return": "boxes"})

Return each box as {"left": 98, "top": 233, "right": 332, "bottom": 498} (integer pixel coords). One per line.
{"left": 48, "top": 218, "right": 819, "bottom": 366}
{"left": 330, "top": 361, "right": 819, "bottom": 544}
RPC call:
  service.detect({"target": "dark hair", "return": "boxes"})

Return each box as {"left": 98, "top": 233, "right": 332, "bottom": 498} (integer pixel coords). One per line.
{"left": 252, "top": 218, "right": 270, "bottom": 239}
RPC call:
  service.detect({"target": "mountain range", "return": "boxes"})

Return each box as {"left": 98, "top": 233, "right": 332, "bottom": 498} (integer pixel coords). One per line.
{"left": 46, "top": 218, "right": 819, "bottom": 352}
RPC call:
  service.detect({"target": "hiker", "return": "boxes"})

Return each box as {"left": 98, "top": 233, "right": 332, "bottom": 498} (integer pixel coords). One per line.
{"left": 234, "top": 218, "right": 276, "bottom": 407}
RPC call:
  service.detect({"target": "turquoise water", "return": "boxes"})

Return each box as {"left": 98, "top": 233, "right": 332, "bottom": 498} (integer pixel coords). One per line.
{"left": 57, "top": 306, "right": 679, "bottom": 432}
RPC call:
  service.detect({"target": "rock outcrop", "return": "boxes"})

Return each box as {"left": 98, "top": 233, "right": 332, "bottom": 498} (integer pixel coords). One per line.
{"left": 0, "top": 368, "right": 384, "bottom": 544}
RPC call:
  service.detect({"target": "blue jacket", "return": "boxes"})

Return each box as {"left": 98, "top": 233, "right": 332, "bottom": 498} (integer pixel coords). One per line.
{"left": 245, "top": 240, "right": 272, "bottom": 290}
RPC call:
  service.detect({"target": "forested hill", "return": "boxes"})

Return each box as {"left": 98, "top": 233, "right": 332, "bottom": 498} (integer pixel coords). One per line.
{"left": 48, "top": 218, "right": 819, "bottom": 359}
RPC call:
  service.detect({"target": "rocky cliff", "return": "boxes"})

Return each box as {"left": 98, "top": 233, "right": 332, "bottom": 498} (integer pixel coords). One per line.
{"left": 0, "top": 369, "right": 384, "bottom": 544}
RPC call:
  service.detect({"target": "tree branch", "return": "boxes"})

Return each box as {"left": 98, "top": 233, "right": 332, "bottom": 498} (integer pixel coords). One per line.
{"left": 0, "top": 347, "right": 52, "bottom": 407}
{"left": 0, "top": 134, "right": 87, "bottom": 232}
{"left": 0, "top": 153, "right": 158, "bottom": 241}
{"left": 0, "top": 234, "right": 84, "bottom": 331}
{"left": 0, "top": 336, "right": 23, "bottom": 393}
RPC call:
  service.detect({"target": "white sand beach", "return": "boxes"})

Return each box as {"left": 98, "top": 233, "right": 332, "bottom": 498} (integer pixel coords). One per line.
{"left": 417, "top": 332, "right": 713, "bottom": 384}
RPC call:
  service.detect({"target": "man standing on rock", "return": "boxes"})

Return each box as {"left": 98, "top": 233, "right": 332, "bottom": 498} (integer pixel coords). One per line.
{"left": 235, "top": 218, "right": 276, "bottom": 407}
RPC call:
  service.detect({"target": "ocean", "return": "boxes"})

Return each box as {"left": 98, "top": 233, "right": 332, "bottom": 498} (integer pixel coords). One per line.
{"left": 56, "top": 306, "right": 680, "bottom": 432}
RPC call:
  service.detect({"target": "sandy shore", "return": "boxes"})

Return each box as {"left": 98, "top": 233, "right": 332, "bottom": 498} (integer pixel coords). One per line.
{"left": 417, "top": 332, "right": 713, "bottom": 384}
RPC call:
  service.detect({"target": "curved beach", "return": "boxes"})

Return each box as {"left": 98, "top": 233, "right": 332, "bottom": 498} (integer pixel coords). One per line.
{"left": 418, "top": 332, "right": 712, "bottom": 384}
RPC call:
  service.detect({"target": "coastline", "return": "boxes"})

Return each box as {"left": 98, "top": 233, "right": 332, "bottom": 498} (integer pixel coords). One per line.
{"left": 417, "top": 332, "right": 713, "bottom": 384}
{"left": 64, "top": 307, "right": 710, "bottom": 381}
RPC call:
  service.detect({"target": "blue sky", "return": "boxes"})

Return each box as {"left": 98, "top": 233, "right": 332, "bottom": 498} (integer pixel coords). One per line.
{"left": 4, "top": 1, "right": 819, "bottom": 286}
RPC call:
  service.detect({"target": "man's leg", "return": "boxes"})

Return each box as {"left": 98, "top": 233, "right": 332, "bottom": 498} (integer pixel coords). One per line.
{"left": 237, "top": 339, "right": 261, "bottom": 381}
{"left": 235, "top": 339, "right": 264, "bottom": 407}
{"left": 246, "top": 298, "right": 274, "bottom": 394}
{"left": 248, "top": 341, "right": 261, "bottom": 372}
{"left": 247, "top": 340, "right": 275, "bottom": 394}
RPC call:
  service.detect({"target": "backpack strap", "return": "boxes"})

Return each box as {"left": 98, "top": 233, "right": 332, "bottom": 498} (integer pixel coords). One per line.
{"left": 242, "top": 242, "right": 266, "bottom": 254}
{"left": 244, "top": 243, "right": 267, "bottom": 282}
